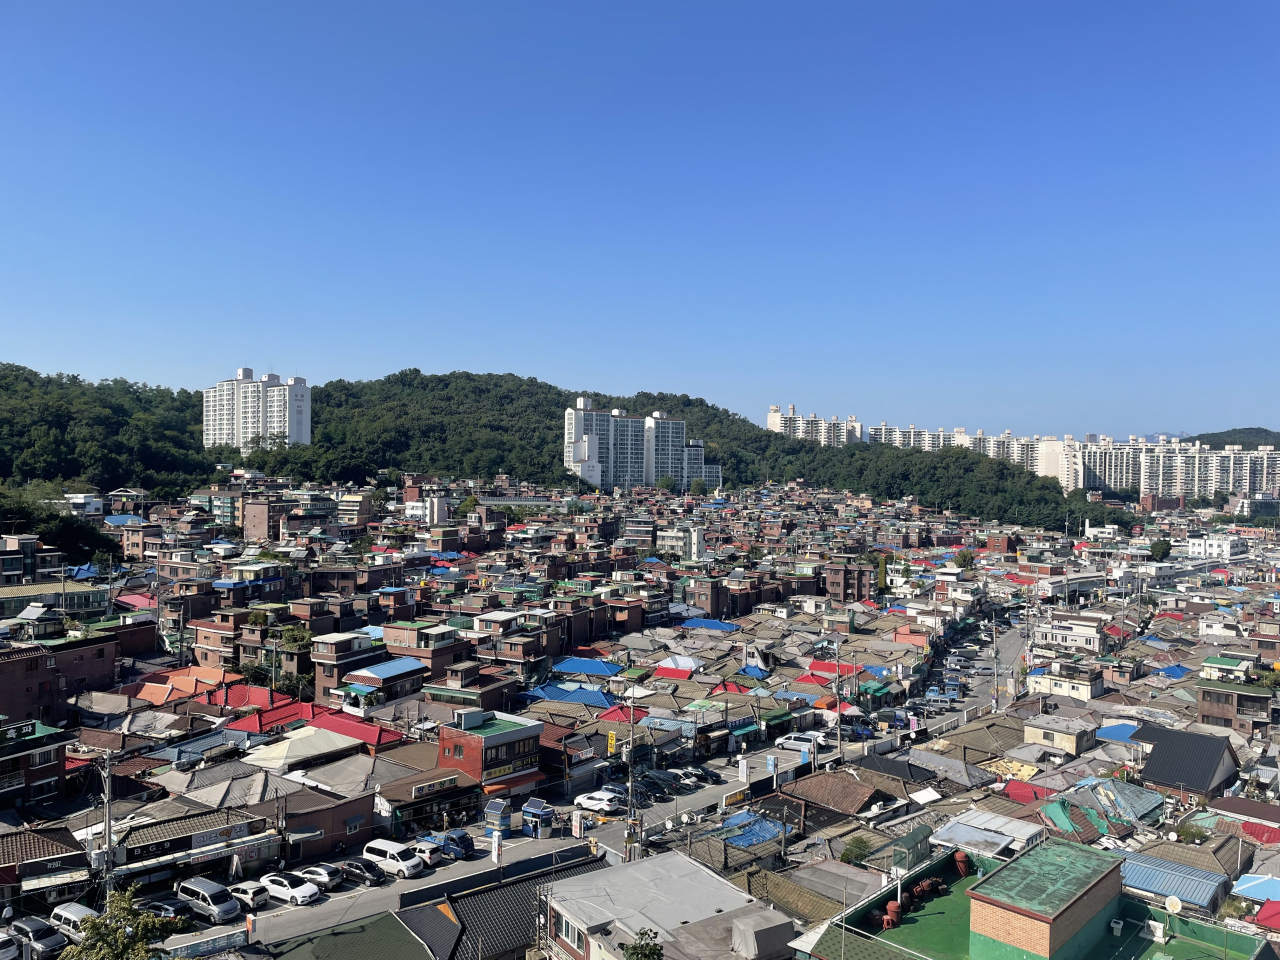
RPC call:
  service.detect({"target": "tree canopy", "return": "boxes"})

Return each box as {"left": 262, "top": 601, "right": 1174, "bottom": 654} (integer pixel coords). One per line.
{"left": 62, "top": 885, "right": 185, "bottom": 960}
{"left": 0, "top": 363, "right": 1141, "bottom": 534}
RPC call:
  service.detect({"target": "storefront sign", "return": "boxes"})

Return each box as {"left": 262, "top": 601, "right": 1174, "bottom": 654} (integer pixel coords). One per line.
{"left": 192, "top": 822, "right": 251, "bottom": 848}
{"left": 482, "top": 754, "right": 539, "bottom": 781}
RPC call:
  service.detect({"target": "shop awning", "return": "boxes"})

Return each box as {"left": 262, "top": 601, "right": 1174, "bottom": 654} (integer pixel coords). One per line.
{"left": 731, "top": 724, "right": 759, "bottom": 735}
{"left": 22, "top": 869, "right": 90, "bottom": 892}
{"left": 707, "top": 729, "right": 730, "bottom": 739}
{"left": 482, "top": 769, "right": 546, "bottom": 795}
{"left": 763, "top": 711, "right": 793, "bottom": 725}
{"left": 286, "top": 827, "right": 324, "bottom": 844}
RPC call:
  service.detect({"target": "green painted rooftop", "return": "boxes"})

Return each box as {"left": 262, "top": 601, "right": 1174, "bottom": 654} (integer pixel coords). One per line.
{"left": 465, "top": 717, "right": 528, "bottom": 736}
{"left": 967, "top": 839, "right": 1121, "bottom": 919}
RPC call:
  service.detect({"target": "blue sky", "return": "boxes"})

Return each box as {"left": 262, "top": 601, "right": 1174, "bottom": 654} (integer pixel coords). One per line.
{"left": 1, "top": 3, "right": 1276, "bottom": 437}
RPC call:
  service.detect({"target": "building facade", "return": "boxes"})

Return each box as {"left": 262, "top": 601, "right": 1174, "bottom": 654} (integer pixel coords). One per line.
{"left": 767, "top": 405, "right": 865, "bottom": 445}
{"left": 203, "top": 367, "right": 311, "bottom": 453}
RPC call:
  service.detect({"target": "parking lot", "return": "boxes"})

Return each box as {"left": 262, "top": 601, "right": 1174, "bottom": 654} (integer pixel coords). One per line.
{"left": 163, "top": 829, "right": 587, "bottom": 950}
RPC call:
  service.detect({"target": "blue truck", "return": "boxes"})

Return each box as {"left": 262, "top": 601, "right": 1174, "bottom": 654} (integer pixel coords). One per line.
{"left": 419, "top": 828, "right": 475, "bottom": 860}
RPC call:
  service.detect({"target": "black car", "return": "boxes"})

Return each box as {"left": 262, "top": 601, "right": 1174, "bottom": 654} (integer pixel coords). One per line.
{"left": 340, "top": 857, "right": 387, "bottom": 887}
{"left": 138, "top": 898, "right": 192, "bottom": 923}
{"left": 684, "top": 764, "right": 725, "bottom": 784}
{"left": 10, "top": 919, "right": 68, "bottom": 960}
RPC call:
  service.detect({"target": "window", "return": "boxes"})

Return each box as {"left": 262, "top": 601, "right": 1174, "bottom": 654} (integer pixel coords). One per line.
{"left": 347, "top": 821, "right": 362, "bottom": 835}
{"left": 554, "top": 913, "right": 585, "bottom": 952}
{"left": 453, "top": 745, "right": 464, "bottom": 758}
{"left": 32, "top": 750, "right": 54, "bottom": 767}
{"left": 1040, "top": 730, "right": 1055, "bottom": 743}
{"left": 25, "top": 660, "right": 37, "bottom": 673}
{"left": 29, "top": 779, "right": 57, "bottom": 799}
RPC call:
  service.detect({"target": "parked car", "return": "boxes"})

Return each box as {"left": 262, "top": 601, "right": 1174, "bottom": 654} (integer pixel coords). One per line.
{"left": 0, "top": 935, "right": 20, "bottom": 960}
{"left": 227, "top": 881, "right": 270, "bottom": 910}
{"left": 136, "top": 898, "right": 191, "bottom": 922}
{"left": 638, "top": 776, "right": 673, "bottom": 803}
{"left": 261, "top": 872, "right": 322, "bottom": 905}
{"left": 49, "top": 905, "right": 99, "bottom": 945}
{"left": 339, "top": 858, "right": 387, "bottom": 887}
{"left": 676, "top": 764, "right": 723, "bottom": 784}
{"left": 363, "top": 839, "right": 425, "bottom": 878}
{"left": 409, "top": 839, "right": 444, "bottom": 867}
{"left": 297, "top": 863, "right": 345, "bottom": 891}
{"left": 598, "top": 782, "right": 629, "bottom": 799}
{"left": 175, "top": 877, "right": 241, "bottom": 924}
{"left": 662, "top": 769, "right": 700, "bottom": 790}
{"left": 774, "top": 732, "right": 823, "bottom": 752}
{"left": 971, "top": 666, "right": 995, "bottom": 676}
{"left": 574, "top": 791, "right": 621, "bottom": 813}
{"left": 9, "top": 920, "right": 67, "bottom": 960}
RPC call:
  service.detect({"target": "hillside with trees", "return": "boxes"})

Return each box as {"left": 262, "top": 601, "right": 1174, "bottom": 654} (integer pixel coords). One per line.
{"left": 1183, "top": 427, "right": 1280, "bottom": 450}
{"left": 0, "top": 363, "right": 1137, "bottom": 533}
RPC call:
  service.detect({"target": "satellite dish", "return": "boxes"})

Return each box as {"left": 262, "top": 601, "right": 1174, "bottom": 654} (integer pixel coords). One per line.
{"left": 1165, "top": 896, "right": 1183, "bottom": 915}
{"left": 1167, "top": 832, "right": 1178, "bottom": 842}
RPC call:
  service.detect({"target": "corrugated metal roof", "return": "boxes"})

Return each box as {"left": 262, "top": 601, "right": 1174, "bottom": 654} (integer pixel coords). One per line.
{"left": 1120, "top": 852, "right": 1227, "bottom": 908}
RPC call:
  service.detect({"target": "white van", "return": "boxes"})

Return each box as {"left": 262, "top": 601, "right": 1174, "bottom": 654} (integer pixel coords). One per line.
{"left": 362, "top": 839, "right": 425, "bottom": 879}
{"left": 409, "top": 839, "right": 443, "bottom": 867}
{"left": 49, "top": 905, "right": 99, "bottom": 945}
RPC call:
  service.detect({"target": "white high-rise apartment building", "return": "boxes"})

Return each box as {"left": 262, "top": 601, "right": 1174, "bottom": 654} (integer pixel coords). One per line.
{"left": 203, "top": 367, "right": 311, "bottom": 453}
{"left": 564, "top": 397, "right": 721, "bottom": 492}
{"left": 866, "top": 419, "right": 1280, "bottom": 499}
{"left": 767, "top": 405, "right": 864, "bottom": 445}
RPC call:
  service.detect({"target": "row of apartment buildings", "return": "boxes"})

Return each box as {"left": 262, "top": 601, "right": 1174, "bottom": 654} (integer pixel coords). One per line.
{"left": 202, "top": 366, "right": 311, "bottom": 453}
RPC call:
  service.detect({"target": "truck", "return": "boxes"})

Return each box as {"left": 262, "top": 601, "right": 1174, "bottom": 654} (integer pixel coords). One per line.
{"left": 419, "top": 828, "right": 475, "bottom": 860}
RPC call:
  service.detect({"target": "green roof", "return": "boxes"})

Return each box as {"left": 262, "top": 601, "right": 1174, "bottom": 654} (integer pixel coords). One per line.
{"left": 1202, "top": 656, "right": 1247, "bottom": 668}
{"left": 967, "top": 838, "right": 1121, "bottom": 919}
{"left": 1194, "top": 677, "right": 1269, "bottom": 694}
{"left": 265, "top": 913, "right": 431, "bottom": 960}
{"left": 467, "top": 717, "right": 529, "bottom": 737}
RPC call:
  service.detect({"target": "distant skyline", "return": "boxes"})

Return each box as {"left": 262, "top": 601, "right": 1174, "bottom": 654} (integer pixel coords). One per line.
{"left": 2, "top": 3, "right": 1277, "bottom": 438}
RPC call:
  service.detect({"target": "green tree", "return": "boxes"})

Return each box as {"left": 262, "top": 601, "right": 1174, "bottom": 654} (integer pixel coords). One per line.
{"left": 656, "top": 475, "right": 676, "bottom": 491}
{"left": 1149, "top": 539, "right": 1172, "bottom": 562}
{"left": 840, "top": 835, "right": 872, "bottom": 864}
{"left": 280, "top": 624, "right": 313, "bottom": 650}
{"left": 246, "top": 610, "right": 269, "bottom": 627}
{"left": 1212, "top": 491, "right": 1230, "bottom": 510}
{"left": 689, "top": 478, "right": 708, "bottom": 496}
{"left": 239, "top": 661, "right": 273, "bottom": 687}
{"left": 623, "top": 929, "right": 664, "bottom": 960}
{"left": 953, "top": 549, "right": 976, "bottom": 570}
{"left": 62, "top": 884, "right": 184, "bottom": 960}
{"left": 455, "top": 495, "right": 479, "bottom": 518}
{"left": 877, "top": 556, "right": 887, "bottom": 591}
{"left": 277, "top": 672, "right": 314, "bottom": 700}
{"left": 92, "top": 549, "right": 116, "bottom": 577}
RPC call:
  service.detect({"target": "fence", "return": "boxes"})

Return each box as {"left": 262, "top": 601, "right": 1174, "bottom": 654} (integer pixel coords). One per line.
{"left": 396, "top": 843, "right": 594, "bottom": 909}
{"left": 168, "top": 931, "right": 248, "bottom": 957}
{"left": 1117, "top": 897, "right": 1267, "bottom": 960}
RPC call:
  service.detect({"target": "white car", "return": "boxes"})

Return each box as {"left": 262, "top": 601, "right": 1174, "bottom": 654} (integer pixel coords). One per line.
{"left": 0, "top": 935, "right": 19, "bottom": 960}
{"left": 227, "top": 881, "right": 270, "bottom": 910}
{"left": 574, "top": 791, "right": 621, "bottom": 813}
{"left": 409, "top": 840, "right": 443, "bottom": 868}
{"left": 775, "top": 732, "right": 824, "bottom": 752}
{"left": 297, "top": 863, "right": 345, "bottom": 891}
{"left": 260, "top": 872, "right": 322, "bottom": 905}
{"left": 598, "top": 783, "right": 629, "bottom": 800}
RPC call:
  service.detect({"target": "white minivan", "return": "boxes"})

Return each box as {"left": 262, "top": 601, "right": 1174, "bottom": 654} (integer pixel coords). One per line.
{"left": 49, "top": 905, "right": 100, "bottom": 945}
{"left": 363, "top": 839, "right": 425, "bottom": 879}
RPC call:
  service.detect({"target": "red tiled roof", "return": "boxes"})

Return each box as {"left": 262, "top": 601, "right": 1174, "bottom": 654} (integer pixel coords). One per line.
{"left": 1256, "top": 900, "right": 1280, "bottom": 931}
{"left": 226, "top": 702, "right": 333, "bottom": 733}
{"left": 710, "top": 681, "right": 753, "bottom": 695}
{"left": 652, "top": 667, "right": 693, "bottom": 680}
{"left": 1003, "top": 780, "right": 1058, "bottom": 804}
{"left": 114, "top": 593, "right": 157, "bottom": 609}
{"left": 807, "top": 660, "right": 859, "bottom": 676}
{"left": 597, "top": 705, "right": 648, "bottom": 723}
{"left": 792, "top": 674, "right": 832, "bottom": 687}
{"left": 308, "top": 712, "right": 404, "bottom": 746}
{"left": 1154, "top": 612, "right": 1184, "bottom": 621}
{"left": 1243, "top": 821, "right": 1280, "bottom": 845}
{"left": 196, "top": 685, "right": 291, "bottom": 710}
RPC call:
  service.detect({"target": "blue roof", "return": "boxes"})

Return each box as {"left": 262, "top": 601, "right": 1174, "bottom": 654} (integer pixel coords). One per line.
{"left": 862, "top": 665, "right": 891, "bottom": 679}
{"left": 1234, "top": 875, "right": 1280, "bottom": 902}
{"left": 1027, "top": 667, "right": 1048, "bottom": 676}
{"left": 1096, "top": 723, "right": 1139, "bottom": 745}
{"left": 147, "top": 729, "right": 269, "bottom": 764}
{"left": 1121, "top": 852, "right": 1227, "bottom": 908}
{"left": 1153, "top": 664, "right": 1191, "bottom": 679}
{"left": 681, "top": 618, "right": 738, "bottom": 632}
{"left": 739, "top": 665, "right": 770, "bottom": 680}
{"left": 104, "top": 514, "right": 146, "bottom": 526}
{"left": 524, "top": 682, "right": 616, "bottom": 708}
{"left": 553, "top": 656, "right": 624, "bottom": 677}
{"left": 350, "top": 656, "right": 426, "bottom": 681}
{"left": 345, "top": 683, "right": 375, "bottom": 695}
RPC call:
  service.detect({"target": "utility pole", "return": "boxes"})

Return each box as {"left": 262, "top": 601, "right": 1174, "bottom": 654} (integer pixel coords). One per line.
{"left": 834, "top": 635, "right": 843, "bottom": 763}
{"left": 101, "top": 751, "right": 114, "bottom": 893}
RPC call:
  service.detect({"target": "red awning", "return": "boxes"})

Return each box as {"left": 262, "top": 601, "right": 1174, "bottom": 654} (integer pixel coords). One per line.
{"left": 482, "top": 769, "right": 546, "bottom": 795}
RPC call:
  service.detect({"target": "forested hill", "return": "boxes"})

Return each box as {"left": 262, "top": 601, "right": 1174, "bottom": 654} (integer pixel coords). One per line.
{"left": 1183, "top": 427, "right": 1280, "bottom": 450}
{"left": 0, "top": 363, "right": 1137, "bottom": 532}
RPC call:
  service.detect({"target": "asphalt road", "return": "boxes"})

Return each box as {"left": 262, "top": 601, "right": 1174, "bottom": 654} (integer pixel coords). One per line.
{"left": 164, "top": 831, "right": 587, "bottom": 949}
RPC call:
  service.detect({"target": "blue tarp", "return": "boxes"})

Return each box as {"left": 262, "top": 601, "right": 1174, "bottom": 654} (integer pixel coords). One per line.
{"left": 681, "top": 618, "right": 738, "bottom": 632}
{"left": 713, "top": 811, "right": 797, "bottom": 849}
{"left": 553, "top": 656, "right": 624, "bottom": 677}
{"left": 862, "top": 665, "right": 891, "bottom": 679}
{"left": 1152, "top": 664, "right": 1191, "bottom": 679}
{"left": 1027, "top": 667, "right": 1047, "bottom": 676}
{"left": 738, "top": 665, "right": 770, "bottom": 680}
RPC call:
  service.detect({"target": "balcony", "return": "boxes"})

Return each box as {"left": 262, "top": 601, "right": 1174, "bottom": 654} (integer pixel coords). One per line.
{"left": 0, "top": 771, "right": 25, "bottom": 793}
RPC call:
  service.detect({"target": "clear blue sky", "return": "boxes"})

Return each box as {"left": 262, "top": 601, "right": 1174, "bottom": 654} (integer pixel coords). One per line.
{"left": 2, "top": 3, "right": 1276, "bottom": 438}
